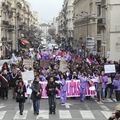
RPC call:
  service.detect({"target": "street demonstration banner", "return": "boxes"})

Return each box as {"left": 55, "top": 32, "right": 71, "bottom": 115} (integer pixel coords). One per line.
{"left": 39, "top": 80, "right": 96, "bottom": 98}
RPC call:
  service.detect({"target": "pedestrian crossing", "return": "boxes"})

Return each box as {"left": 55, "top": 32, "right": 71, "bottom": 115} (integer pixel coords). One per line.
{"left": 80, "top": 110, "right": 95, "bottom": 119}
{"left": 0, "top": 111, "right": 6, "bottom": 120}
{"left": 0, "top": 110, "right": 112, "bottom": 120}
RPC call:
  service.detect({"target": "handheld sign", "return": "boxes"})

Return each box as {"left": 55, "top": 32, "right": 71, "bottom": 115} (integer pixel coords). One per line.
{"left": 104, "top": 64, "right": 116, "bottom": 74}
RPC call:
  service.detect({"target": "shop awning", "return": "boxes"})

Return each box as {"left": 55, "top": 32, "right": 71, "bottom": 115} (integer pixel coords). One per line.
{"left": 20, "top": 39, "right": 29, "bottom": 45}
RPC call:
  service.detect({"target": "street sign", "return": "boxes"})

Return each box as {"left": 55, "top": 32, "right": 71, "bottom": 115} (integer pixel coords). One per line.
{"left": 86, "top": 37, "right": 95, "bottom": 49}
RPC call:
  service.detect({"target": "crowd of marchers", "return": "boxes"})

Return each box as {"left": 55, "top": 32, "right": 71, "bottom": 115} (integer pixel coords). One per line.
{"left": 0, "top": 50, "right": 120, "bottom": 117}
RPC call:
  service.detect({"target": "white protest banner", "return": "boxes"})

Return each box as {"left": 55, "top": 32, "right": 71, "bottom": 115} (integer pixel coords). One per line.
{"left": 104, "top": 64, "right": 116, "bottom": 74}
{"left": 21, "top": 70, "right": 34, "bottom": 81}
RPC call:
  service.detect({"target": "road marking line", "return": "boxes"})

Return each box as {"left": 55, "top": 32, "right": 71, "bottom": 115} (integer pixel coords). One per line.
{"left": 100, "top": 105, "right": 110, "bottom": 111}
{"left": 96, "top": 101, "right": 104, "bottom": 105}
{"left": 36, "top": 110, "right": 49, "bottom": 119}
{"left": 14, "top": 110, "right": 28, "bottom": 120}
{"left": 101, "top": 111, "right": 112, "bottom": 119}
{"left": 84, "top": 102, "right": 90, "bottom": 110}
{"left": 106, "top": 99, "right": 113, "bottom": 102}
{"left": 0, "top": 105, "right": 6, "bottom": 109}
{"left": 80, "top": 110, "right": 95, "bottom": 119}
{"left": 59, "top": 110, "right": 72, "bottom": 119}
{"left": 0, "top": 111, "right": 6, "bottom": 120}
{"left": 113, "top": 98, "right": 117, "bottom": 102}
{"left": 30, "top": 104, "right": 33, "bottom": 111}
{"left": 65, "top": 103, "right": 72, "bottom": 109}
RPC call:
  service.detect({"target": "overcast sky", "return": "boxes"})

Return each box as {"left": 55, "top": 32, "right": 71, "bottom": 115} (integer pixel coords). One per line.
{"left": 26, "top": 0, "right": 64, "bottom": 23}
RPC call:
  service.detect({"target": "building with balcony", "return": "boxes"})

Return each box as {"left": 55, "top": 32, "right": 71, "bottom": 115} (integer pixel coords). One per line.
{"left": 100, "top": 0, "right": 120, "bottom": 61}
{"left": 0, "top": 0, "right": 40, "bottom": 58}
{"left": 57, "top": 0, "right": 74, "bottom": 48}
{"left": 73, "top": 0, "right": 100, "bottom": 54}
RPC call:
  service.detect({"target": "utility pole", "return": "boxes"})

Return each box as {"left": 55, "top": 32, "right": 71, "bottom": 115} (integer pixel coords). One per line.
{"left": 81, "top": 11, "right": 89, "bottom": 59}
{"left": 15, "top": 0, "right": 18, "bottom": 52}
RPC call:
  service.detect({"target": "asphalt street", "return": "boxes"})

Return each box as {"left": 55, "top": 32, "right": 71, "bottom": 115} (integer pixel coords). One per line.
{"left": 0, "top": 90, "right": 119, "bottom": 120}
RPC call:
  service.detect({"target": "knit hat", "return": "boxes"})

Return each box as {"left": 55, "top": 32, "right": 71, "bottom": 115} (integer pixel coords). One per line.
{"left": 115, "top": 105, "right": 120, "bottom": 111}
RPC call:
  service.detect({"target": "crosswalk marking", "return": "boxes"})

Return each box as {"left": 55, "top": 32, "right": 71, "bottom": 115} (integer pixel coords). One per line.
{"left": 59, "top": 110, "right": 72, "bottom": 119}
{"left": 36, "top": 110, "right": 49, "bottom": 119}
{"left": 80, "top": 110, "right": 95, "bottom": 119}
{"left": 101, "top": 111, "right": 112, "bottom": 119}
{"left": 100, "top": 105, "right": 110, "bottom": 111}
{"left": 106, "top": 99, "right": 113, "bottom": 102}
{"left": 0, "top": 110, "right": 112, "bottom": 119}
{"left": 14, "top": 110, "right": 28, "bottom": 120}
{"left": 113, "top": 98, "right": 117, "bottom": 102}
{"left": 0, "top": 111, "right": 6, "bottom": 120}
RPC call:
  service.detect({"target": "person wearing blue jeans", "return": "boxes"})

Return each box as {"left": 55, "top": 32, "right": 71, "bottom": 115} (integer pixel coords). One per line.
{"left": 79, "top": 73, "right": 88, "bottom": 102}
{"left": 31, "top": 76, "right": 42, "bottom": 115}
{"left": 33, "top": 99, "right": 40, "bottom": 114}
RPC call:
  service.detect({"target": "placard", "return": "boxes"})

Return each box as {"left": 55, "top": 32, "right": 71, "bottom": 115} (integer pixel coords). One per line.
{"left": 59, "top": 58, "right": 69, "bottom": 73}
{"left": 21, "top": 70, "right": 34, "bottom": 81}
{"left": 23, "top": 59, "right": 33, "bottom": 68}
{"left": 104, "top": 64, "right": 116, "bottom": 73}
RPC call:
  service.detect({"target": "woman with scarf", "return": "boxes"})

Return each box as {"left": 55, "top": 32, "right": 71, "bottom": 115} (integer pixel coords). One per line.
{"left": 15, "top": 80, "right": 26, "bottom": 115}
{"left": 31, "top": 75, "right": 42, "bottom": 115}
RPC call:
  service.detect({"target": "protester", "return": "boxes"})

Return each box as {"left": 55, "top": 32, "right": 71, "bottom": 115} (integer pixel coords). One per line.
{"left": 31, "top": 75, "right": 42, "bottom": 115}
{"left": 112, "top": 74, "right": 120, "bottom": 101}
{"left": 0, "top": 70, "right": 9, "bottom": 99}
{"left": 0, "top": 49, "right": 119, "bottom": 110}
{"left": 94, "top": 73, "right": 102, "bottom": 102}
{"left": 10, "top": 68, "right": 19, "bottom": 99}
{"left": 79, "top": 73, "right": 88, "bottom": 102}
{"left": 15, "top": 80, "right": 26, "bottom": 115}
{"left": 59, "top": 73, "right": 67, "bottom": 104}
{"left": 46, "top": 76, "right": 59, "bottom": 114}
{"left": 108, "top": 105, "right": 120, "bottom": 120}
{"left": 1, "top": 62, "right": 9, "bottom": 72}
{"left": 101, "top": 72, "right": 108, "bottom": 100}
{"left": 105, "top": 74, "right": 112, "bottom": 99}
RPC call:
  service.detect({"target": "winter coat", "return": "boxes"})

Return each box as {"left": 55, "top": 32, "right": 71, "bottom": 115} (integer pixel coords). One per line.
{"left": 31, "top": 81, "right": 42, "bottom": 100}
{"left": 46, "top": 81, "right": 58, "bottom": 96}
{"left": 0, "top": 74, "right": 9, "bottom": 88}
{"left": 15, "top": 83, "right": 26, "bottom": 103}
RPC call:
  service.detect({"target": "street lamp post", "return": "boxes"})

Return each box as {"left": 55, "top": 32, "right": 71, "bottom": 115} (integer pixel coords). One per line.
{"left": 15, "top": 0, "right": 18, "bottom": 52}
{"left": 81, "top": 11, "right": 89, "bottom": 59}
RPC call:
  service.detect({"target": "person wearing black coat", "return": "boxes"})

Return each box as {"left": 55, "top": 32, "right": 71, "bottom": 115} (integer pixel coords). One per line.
{"left": 0, "top": 71, "right": 9, "bottom": 99}
{"left": 31, "top": 75, "right": 42, "bottom": 115}
{"left": 15, "top": 80, "right": 26, "bottom": 115}
{"left": 10, "top": 69, "right": 19, "bottom": 99}
{"left": 46, "top": 76, "right": 59, "bottom": 115}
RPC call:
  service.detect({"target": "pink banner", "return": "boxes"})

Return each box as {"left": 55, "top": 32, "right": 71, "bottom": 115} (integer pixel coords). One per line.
{"left": 40, "top": 80, "right": 96, "bottom": 98}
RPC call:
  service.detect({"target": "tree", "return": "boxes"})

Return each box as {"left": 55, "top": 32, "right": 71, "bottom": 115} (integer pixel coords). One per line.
{"left": 48, "top": 27, "right": 56, "bottom": 38}
{"left": 28, "top": 25, "right": 43, "bottom": 48}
